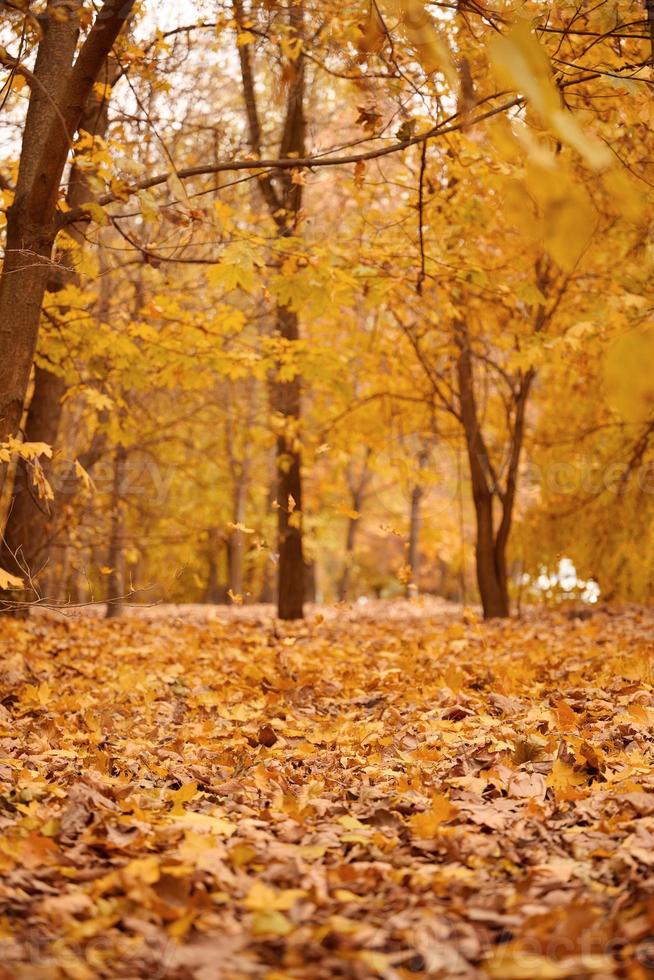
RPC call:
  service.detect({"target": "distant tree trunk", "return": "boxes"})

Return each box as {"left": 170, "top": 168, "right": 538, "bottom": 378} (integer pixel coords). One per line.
{"left": 205, "top": 527, "right": 227, "bottom": 603}
{"left": 304, "top": 559, "right": 317, "bottom": 603}
{"left": 338, "top": 514, "right": 359, "bottom": 602}
{"left": 229, "top": 472, "right": 249, "bottom": 598}
{"left": 0, "top": 0, "right": 135, "bottom": 479}
{"left": 105, "top": 445, "right": 127, "bottom": 619}
{"left": 407, "top": 447, "right": 428, "bottom": 595}
{"left": 337, "top": 451, "right": 371, "bottom": 601}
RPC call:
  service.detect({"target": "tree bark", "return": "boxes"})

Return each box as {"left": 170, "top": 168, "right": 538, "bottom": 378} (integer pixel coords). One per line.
{"left": 233, "top": 0, "right": 306, "bottom": 619}
{"left": 0, "top": 52, "right": 120, "bottom": 597}
{"left": 456, "top": 324, "right": 510, "bottom": 619}
{"left": 0, "top": 0, "right": 135, "bottom": 486}
{"left": 273, "top": 306, "right": 305, "bottom": 619}
{"left": 0, "top": 368, "right": 66, "bottom": 587}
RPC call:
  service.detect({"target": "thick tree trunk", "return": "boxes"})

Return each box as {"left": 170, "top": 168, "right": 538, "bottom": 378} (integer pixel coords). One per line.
{"left": 1, "top": 54, "right": 119, "bottom": 597}
{"left": 0, "top": 0, "right": 135, "bottom": 488}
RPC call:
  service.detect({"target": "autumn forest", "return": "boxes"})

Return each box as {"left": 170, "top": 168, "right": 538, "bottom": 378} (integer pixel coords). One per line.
{"left": 0, "top": 0, "right": 653, "bottom": 977}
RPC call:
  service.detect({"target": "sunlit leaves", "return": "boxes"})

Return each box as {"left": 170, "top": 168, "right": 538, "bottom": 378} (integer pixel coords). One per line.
{"left": 604, "top": 329, "right": 654, "bottom": 423}
{"left": 489, "top": 21, "right": 611, "bottom": 169}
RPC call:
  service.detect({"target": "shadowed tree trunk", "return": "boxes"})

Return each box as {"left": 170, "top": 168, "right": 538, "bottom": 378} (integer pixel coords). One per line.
{"left": 273, "top": 307, "right": 304, "bottom": 619}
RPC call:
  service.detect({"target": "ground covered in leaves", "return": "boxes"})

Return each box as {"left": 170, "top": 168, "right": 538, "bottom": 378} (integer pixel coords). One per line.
{"left": 1, "top": 601, "right": 654, "bottom": 979}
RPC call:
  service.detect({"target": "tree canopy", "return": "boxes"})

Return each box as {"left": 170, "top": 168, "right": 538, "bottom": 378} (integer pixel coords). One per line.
{"left": 0, "top": 0, "right": 652, "bottom": 617}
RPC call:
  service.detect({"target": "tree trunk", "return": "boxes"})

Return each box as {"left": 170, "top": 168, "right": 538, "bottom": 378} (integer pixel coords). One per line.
{"left": 0, "top": 0, "right": 135, "bottom": 487}
{"left": 456, "top": 323, "right": 510, "bottom": 619}
{"left": 0, "top": 53, "right": 119, "bottom": 597}
{"left": 105, "top": 445, "right": 127, "bottom": 619}
{"left": 338, "top": 514, "right": 359, "bottom": 602}
{"left": 407, "top": 448, "right": 428, "bottom": 596}
{"left": 0, "top": 368, "right": 66, "bottom": 587}
{"left": 274, "top": 305, "right": 305, "bottom": 619}
{"left": 473, "top": 492, "right": 509, "bottom": 619}
{"left": 205, "top": 527, "right": 228, "bottom": 603}
{"left": 229, "top": 475, "right": 248, "bottom": 598}
{"left": 234, "top": 0, "right": 306, "bottom": 619}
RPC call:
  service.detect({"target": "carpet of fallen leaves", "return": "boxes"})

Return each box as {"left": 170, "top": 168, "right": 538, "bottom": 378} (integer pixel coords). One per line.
{"left": 1, "top": 600, "right": 654, "bottom": 979}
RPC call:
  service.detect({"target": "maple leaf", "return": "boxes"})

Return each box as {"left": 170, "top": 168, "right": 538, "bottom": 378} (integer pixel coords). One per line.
{"left": 409, "top": 794, "right": 456, "bottom": 838}
{"left": 547, "top": 759, "right": 587, "bottom": 801}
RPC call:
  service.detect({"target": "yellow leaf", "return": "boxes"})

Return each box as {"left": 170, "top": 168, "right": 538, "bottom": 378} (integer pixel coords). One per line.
{"left": 547, "top": 759, "right": 586, "bottom": 800}
{"left": 337, "top": 815, "right": 367, "bottom": 831}
{"left": 383, "top": 0, "right": 457, "bottom": 88}
{"left": 251, "top": 909, "right": 293, "bottom": 936}
{"left": 358, "top": 951, "right": 392, "bottom": 974}
{"left": 121, "top": 856, "right": 160, "bottom": 887}
{"left": 0, "top": 569, "right": 23, "bottom": 590}
{"left": 82, "top": 201, "right": 109, "bottom": 227}
{"left": 490, "top": 21, "right": 611, "bottom": 169}
{"left": 74, "top": 460, "right": 96, "bottom": 493}
{"left": 168, "top": 782, "right": 198, "bottom": 813}
{"left": 542, "top": 187, "right": 596, "bottom": 272}
{"left": 554, "top": 701, "right": 578, "bottom": 733}
{"left": 409, "top": 794, "right": 456, "bottom": 838}
{"left": 171, "top": 812, "right": 236, "bottom": 836}
{"left": 604, "top": 329, "right": 654, "bottom": 423}
{"left": 485, "top": 950, "right": 568, "bottom": 979}
{"left": 280, "top": 35, "right": 303, "bottom": 61}
{"left": 244, "top": 881, "right": 305, "bottom": 912}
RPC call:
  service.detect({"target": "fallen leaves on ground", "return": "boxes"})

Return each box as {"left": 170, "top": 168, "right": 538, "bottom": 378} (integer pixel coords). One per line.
{"left": 0, "top": 601, "right": 653, "bottom": 978}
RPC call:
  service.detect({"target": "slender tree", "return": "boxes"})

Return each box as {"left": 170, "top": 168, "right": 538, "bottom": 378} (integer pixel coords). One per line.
{"left": 234, "top": 0, "right": 306, "bottom": 619}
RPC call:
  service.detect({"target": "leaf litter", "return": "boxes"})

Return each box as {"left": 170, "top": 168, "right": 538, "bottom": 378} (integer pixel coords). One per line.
{"left": 0, "top": 601, "right": 653, "bottom": 978}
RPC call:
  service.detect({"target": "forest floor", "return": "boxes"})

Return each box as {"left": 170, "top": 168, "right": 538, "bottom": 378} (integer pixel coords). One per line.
{"left": 0, "top": 601, "right": 653, "bottom": 979}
